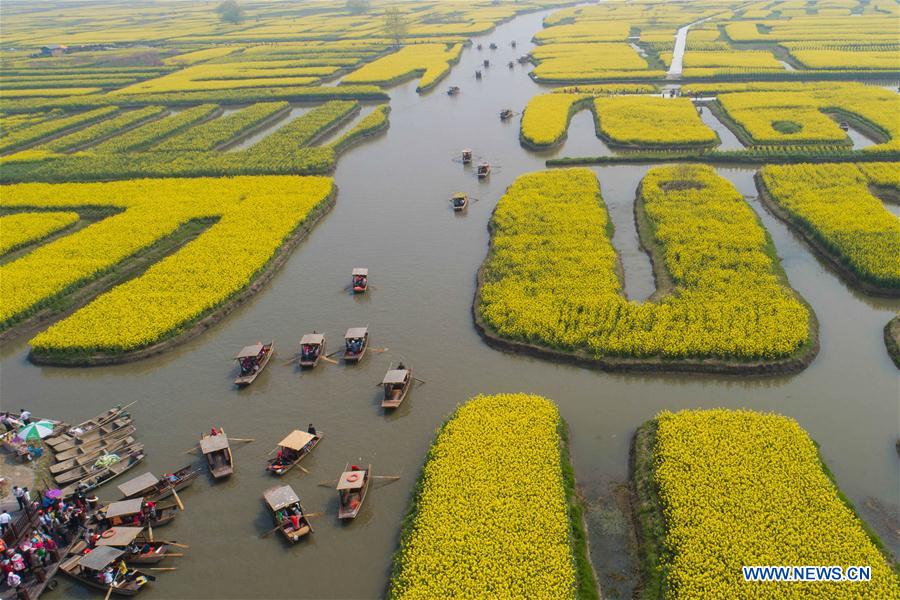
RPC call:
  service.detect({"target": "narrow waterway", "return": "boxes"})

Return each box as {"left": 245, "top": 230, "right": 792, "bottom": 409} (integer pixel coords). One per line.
{"left": 2, "top": 8, "right": 897, "bottom": 599}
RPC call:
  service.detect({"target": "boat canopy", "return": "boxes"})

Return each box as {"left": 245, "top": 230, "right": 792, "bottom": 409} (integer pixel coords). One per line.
{"left": 382, "top": 369, "right": 409, "bottom": 385}
{"left": 352, "top": 268, "right": 368, "bottom": 276}
{"left": 300, "top": 333, "right": 325, "bottom": 345}
{"left": 117, "top": 472, "right": 158, "bottom": 498}
{"left": 78, "top": 546, "right": 124, "bottom": 571}
{"left": 337, "top": 469, "right": 367, "bottom": 490}
{"left": 264, "top": 485, "right": 300, "bottom": 511}
{"left": 278, "top": 430, "right": 315, "bottom": 451}
{"left": 234, "top": 343, "right": 264, "bottom": 359}
{"left": 96, "top": 526, "right": 143, "bottom": 548}
{"left": 105, "top": 498, "right": 144, "bottom": 518}
{"left": 452, "top": 192, "right": 466, "bottom": 199}
{"left": 200, "top": 435, "right": 230, "bottom": 454}
{"left": 345, "top": 327, "right": 368, "bottom": 339}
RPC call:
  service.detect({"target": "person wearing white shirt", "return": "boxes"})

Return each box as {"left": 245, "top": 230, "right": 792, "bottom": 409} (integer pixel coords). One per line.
{"left": 0, "top": 510, "right": 11, "bottom": 534}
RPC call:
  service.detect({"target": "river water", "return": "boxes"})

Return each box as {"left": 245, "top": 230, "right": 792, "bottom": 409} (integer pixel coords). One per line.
{"left": 2, "top": 9, "right": 898, "bottom": 599}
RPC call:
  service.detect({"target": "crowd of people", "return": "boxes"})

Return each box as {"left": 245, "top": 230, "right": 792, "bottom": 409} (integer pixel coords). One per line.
{"left": 1, "top": 487, "right": 92, "bottom": 598}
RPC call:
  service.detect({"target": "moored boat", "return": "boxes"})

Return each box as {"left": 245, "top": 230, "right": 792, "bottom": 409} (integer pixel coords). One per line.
{"left": 381, "top": 366, "right": 412, "bottom": 409}
{"left": 343, "top": 327, "right": 369, "bottom": 363}
{"left": 264, "top": 485, "right": 314, "bottom": 543}
{"left": 53, "top": 426, "right": 137, "bottom": 462}
{"left": 50, "top": 417, "right": 133, "bottom": 453}
{"left": 266, "top": 428, "right": 323, "bottom": 475}
{"left": 97, "top": 498, "right": 179, "bottom": 529}
{"left": 337, "top": 463, "right": 371, "bottom": 520}
{"left": 299, "top": 333, "right": 326, "bottom": 368}
{"left": 201, "top": 427, "right": 234, "bottom": 479}
{"left": 59, "top": 546, "right": 150, "bottom": 596}
{"left": 90, "top": 527, "right": 172, "bottom": 565}
{"left": 59, "top": 446, "right": 146, "bottom": 498}
{"left": 50, "top": 435, "right": 136, "bottom": 474}
{"left": 45, "top": 406, "right": 128, "bottom": 448}
{"left": 117, "top": 466, "right": 200, "bottom": 502}
{"left": 234, "top": 341, "right": 274, "bottom": 386}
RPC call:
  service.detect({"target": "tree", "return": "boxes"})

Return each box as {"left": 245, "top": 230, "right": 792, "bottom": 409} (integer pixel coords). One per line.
{"left": 347, "top": 0, "right": 370, "bottom": 14}
{"left": 216, "top": 0, "right": 244, "bottom": 24}
{"left": 383, "top": 7, "right": 408, "bottom": 47}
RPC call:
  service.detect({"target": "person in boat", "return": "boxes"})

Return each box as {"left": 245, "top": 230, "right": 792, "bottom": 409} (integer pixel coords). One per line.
{"left": 210, "top": 427, "right": 218, "bottom": 436}
{"left": 307, "top": 423, "right": 317, "bottom": 436}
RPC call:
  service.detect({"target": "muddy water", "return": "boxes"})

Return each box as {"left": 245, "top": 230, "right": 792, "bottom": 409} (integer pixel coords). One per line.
{"left": 1, "top": 9, "right": 898, "bottom": 600}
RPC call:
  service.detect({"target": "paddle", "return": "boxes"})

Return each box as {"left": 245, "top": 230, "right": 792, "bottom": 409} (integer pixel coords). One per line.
{"left": 260, "top": 513, "right": 324, "bottom": 537}
{"left": 321, "top": 356, "right": 339, "bottom": 365}
{"left": 297, "top": 465, "right": 310, "bottom": 474}
{"left": 156, "top": 541, "right": 189, "bottom": 549}
{"left": 229, "top": 438, "right": 255, "bottom": 443}
{"left": 168, "top": 485, "right": 185, "bottom": 511}
{"left": 105, "top": 586, "right": 114, "bottom": 600}
{"left": 159, "top": 553, "right": 183, "bottom": 558}
{"left": 414, "top": 378, "right": 427, "bottom": 385}
{"left": 147, "top": 523, "right": 153, "bottom": 542}
{"left": 372, "top": 475, "right": 400, "bottom": 480}
{"left": 147, "top": 567, "right": 178, "bottom": 572}
{"left": 325, "top": 349, "right": 342, "bottom": 358}
{"left": 317, "top": 480, "right": 338, "bottom": 487}
{"left": 182, "top": 445, "right": 200, "bottom": 455}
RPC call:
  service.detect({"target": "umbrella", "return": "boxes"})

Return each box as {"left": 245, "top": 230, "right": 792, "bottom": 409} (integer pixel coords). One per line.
{"left": 45, "top": 489, "right": 62, "bottom": 500}
{"left": 16, "top": 421, "right": 55, "bottom": 441}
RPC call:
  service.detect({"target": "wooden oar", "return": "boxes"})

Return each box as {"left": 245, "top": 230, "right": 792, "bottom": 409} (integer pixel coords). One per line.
{"left": 260, "top": 513, "right": 324, "bottom": 537}
{"left": 413, "top": 377, "right": 427, "bottom": 385}
{"left": 168, "top": 485, "right": 185, "bottom": 511}
{"left": 297, "top": 464, "right": 310, "bottom": 474}
{"left": 281, "top": 354, "right": 301, "bottom": 366}
{"left": 370, "top": 347, "right": 390, "bottom": 353}
{"left": 156, "top": 541, "right": 189, "bottom": 549}
{"left": 325, "top": 349, "right": 342, "bottom": 358}
{"left": 317, "top": 480, "right": 338, "bottom": 487}
{"left": 147, "top": 523, "right": 153, "bottom": 542}
{"left": 159, "top": 553, "right": 183, "bottom": 558}
{"left": 321, "top": 356, "right": 339, "bottom": 365}
{"left": 104, "top": 586, "right": 114, "bottom": 600}
{"left": 229, "top": 438, "right": 255, "bottom": 443}
{"left": 372, "top": 475, "right": 400, "bottom": 480}
{"left": 147, "top": 567, "right": 178, "bottom": 572}
{"left": 183, "top": 445, "right": 200, "bottom": 455}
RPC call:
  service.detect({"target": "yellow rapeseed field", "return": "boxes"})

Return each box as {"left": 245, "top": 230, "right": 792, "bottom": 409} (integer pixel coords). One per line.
{"left": 761, "top": 163, "right": 900, "bottom": 289}
{"left": 389, "top": 394, "right": 577, "bottom": 599}
{"left": 0, "top": 212, "right": 79, "bottom": 254}
{"left": 653, "top": 409, "right": 900, "bottom": 599}
{"left": 520, "top": 93, "right": 587, "bottom": 147}
{"left": 593, "top": 96, "right": 717, "bottom": 146}
{"left": 478, "top": 167, "right": 810, "bottom": 361}
{"left": 342, "top": 43, "right": 462, "bottom": 91}
{"left": 1, "top": 177, "right": 333, "bottom": 352}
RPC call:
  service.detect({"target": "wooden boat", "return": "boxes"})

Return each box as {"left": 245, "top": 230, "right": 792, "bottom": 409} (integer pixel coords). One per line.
{"left": 264, "top": 485, "right": 314, "bottom": 543}
{"left": 351, "top": 267, "right": 368, "bottom": 293}
{"left": 839, "top": 121, "right": 850, "bottom": 131}
{"left": 511, "top": 40, "right": 517, "bottom": 47}
{"left": 50, "top": 416, "right": 133, "bottom": 453}
{"left": 234, "top": 340, "right": 274, "bottom": 386}
{"left": 483, "top": 59, "right": 490, "bottom": 67}
{"left": 97, "top": 498, "right": 178, "bottom": 529}
{"left": 50, "top": 435, "right": 136, "bottom": 474}
{"left": 266, "top": 429, "right": 323, "bottom": 475}
{"left": 475, "top": 70, "right": 482, "bottom": 79}
{"left": 477, "top": 162, "right": 491, "bottom": 178}
{"left": 299, "top": 333, "right": 326, "bottom": 368}
{"left": 59, "top": 446, "right": 146, "bottom": 498}
{"left": 59, "top": 546, "right": 150, "bottom": 596}
{"left": 461, "top": 148, "right": 473, "bottom": 164}
{"left": 518, "top": 55, "right": 530, "bottom": 64}
{"left": 508, "top": 61, "right": 514, "bottom": 69}
{"left": 53, "top": 426, "right": 136, "bottom": 462}
{"left": 55, "top": 442, "right": 144, "bottom": 485}
{"left": 337, "top": 463, "right": 371, "bottom": 520}
{"left": 447, "top": 86, "right": 460, "bottom": 96}
{"left": 476, "top": 43, "right": 482, "bottom": 50}
{"left": 381, "top": 367, "right": 412, "bottom": 409}
{"left": 201, "top": 428, "right": 234, "bottom": 479}
{"left": 45, "top": 406, "right": 126, "bottom": 447}
{"left": 489, "top": 42, "right": 498, "bottom": 49}
{"left": 88, "top": 528, "right": 172, "bottom": 565}
{"left": 343, "top": 326, "right": 369, "bottom": 363}
{"left": 500, "top": 108, "right": 514, "bottom": 120}
{"left": 451, "top": 193, "right": 468, "bottom": 211}
{"left": 117, "top": 465, "right": 200, "bottom": 502}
